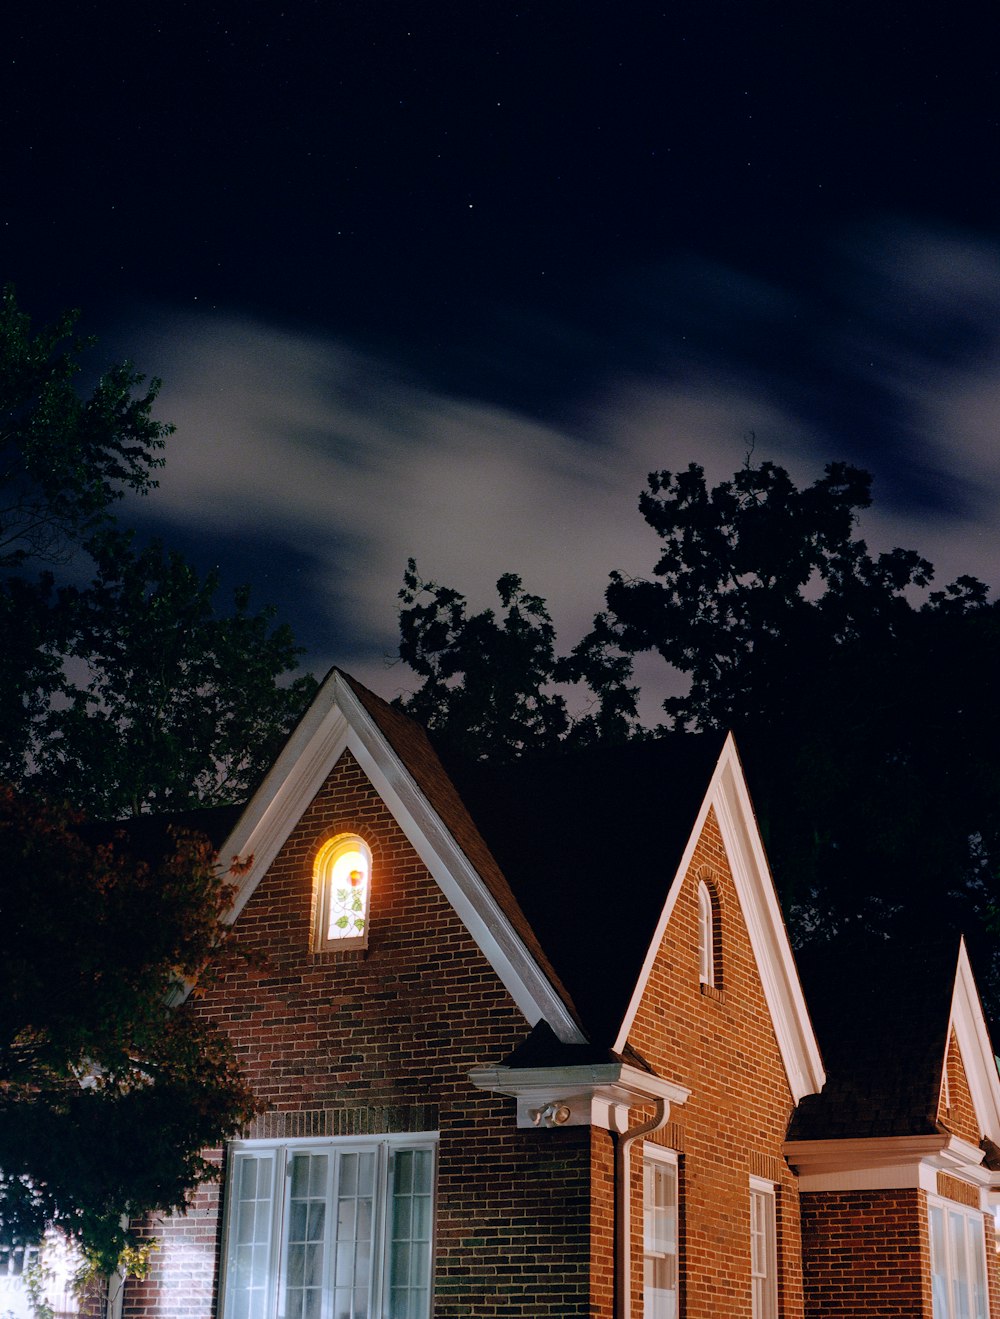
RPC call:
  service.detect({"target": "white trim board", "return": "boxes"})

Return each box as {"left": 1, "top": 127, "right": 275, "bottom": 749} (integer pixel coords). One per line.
{"left": 208, "top": 670, "right": 584, "bottom": 1043}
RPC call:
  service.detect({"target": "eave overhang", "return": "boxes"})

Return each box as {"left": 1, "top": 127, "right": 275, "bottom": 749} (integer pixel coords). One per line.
{"left": 784, "top": 1131, "right": 1000, "bottom": 1205}
{"left": 468, "top": 1061, "right": 690, "bottom": 1132}
{"left": 204, "top": 669, "right": 583, "bottom": 1042}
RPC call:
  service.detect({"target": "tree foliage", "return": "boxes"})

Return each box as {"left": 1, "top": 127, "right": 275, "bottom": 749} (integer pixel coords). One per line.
{"left": 0, "top": 788, "right": 257, "bottom": 1277}
{"left": 0, "top": 286, "right": 168, "bottom": 570}
{"left": 0, "top": 288, "right": 316, "bottom": 813}
{"left": 397, "top": 459, "right": 1000, "bottom": 1011}
{"left": 394, "top": 558, "right": 639, "bottom": 759}
{"left": 0, "top": 291, "right": 317, "bottom": 1275}
{"left": 31, "top": 531, "right": 317, "bottom": 817}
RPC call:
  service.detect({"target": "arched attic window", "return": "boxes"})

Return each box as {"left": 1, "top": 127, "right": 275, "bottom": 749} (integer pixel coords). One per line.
{"left": 314, "top": 835, "right": 372, "bottom": 951}
{"left": 697, "top": 872, "right": 722, "bottom": 992}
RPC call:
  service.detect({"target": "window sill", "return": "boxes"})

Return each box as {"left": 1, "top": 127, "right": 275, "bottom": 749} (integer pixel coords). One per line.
{"left": 699, "top": 982, "right": 725, "bottom": 1002}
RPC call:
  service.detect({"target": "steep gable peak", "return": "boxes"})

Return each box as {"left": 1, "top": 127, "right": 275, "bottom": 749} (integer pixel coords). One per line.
{"left": 614, "top": 732, "right": 825, "bottom": 1104}
{"left": 944, "top": 939, "right": 1000, "bottom": 1150}
{"left": 215, "top": 667, "right": 582, "bottom": 1043}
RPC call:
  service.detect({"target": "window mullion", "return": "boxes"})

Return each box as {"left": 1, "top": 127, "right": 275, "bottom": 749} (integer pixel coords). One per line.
{"left": 374, "top": 1143, "right": 390, "bottom": 1319}
{"left": 322, "top": 1150, "right": 338, "bottom": 1319}
{"left": 273, "top": 1147, "right": 290, "bottom": 1319}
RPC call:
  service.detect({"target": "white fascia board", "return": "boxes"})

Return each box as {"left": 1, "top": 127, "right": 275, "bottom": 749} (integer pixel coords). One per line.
{"left": 220, "top": 671, "right": 351, "bottom": 924}
{"left": 948, "top": 939, "right": 1000, "bottom": 1147}
{"left": 784, "top": 1132, "right": 991, "bottom": 1195}
{"left": 336, "top": 678, "right": 584, "bottom": 1044}
{"left": 468, "top": 1061, "right": 689, "bottom": 1131}
{"left": 711, "top": 738, "right": 825, "bottom": 1102}
{"left": 211, "top": 671, "right": 583, "bottom": 1044}
{"left": 613, "top": 734, "right": 825, "bottom": 1104}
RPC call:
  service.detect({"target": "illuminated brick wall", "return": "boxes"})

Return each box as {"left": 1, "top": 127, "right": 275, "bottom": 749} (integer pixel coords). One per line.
{"left": 121, "top": 749, "right": 595, "bottom": 1318}
{"left": 624, "top": 807, "right": 805, "bottom": 1319}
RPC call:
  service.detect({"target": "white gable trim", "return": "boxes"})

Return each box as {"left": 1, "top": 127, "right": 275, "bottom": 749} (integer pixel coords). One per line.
{"left": 613, "top": 733, "right": 825, "bottom": 1103}
{"left": 947, "top": 939, "right": 1000, "bottom": 1148}
{"left": 214, "top": 671, "right": 585, "bottom": 1044}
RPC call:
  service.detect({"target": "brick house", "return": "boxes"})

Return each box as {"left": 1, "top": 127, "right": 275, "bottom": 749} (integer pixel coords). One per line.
{"left": 93, "top": 668, "right": 1000, "bottom": 1318}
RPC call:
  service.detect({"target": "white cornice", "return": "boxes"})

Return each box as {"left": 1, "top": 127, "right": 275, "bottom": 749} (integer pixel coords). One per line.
{"left": 208, "top": 671, "right": 584, "bottom": 1043}
{"left": 613, "top": 733, "right": 825, "bottom": 1104}
{"left": 784, "top": 1132, "right": 997, "bottom": 1200}
{"left": 468, "top": 1061, "right": 690, "bottom": 1132}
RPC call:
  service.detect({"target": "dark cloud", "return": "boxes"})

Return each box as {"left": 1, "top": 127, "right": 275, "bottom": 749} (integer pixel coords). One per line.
{"left": 115, "top": 222, "right": 1000, "bottom": 711}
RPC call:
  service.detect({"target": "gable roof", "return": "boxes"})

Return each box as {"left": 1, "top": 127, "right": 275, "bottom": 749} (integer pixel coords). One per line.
{"left": 214, "top": 668, "right": 583, "bottom": 1042}
{"left": 789, "top": 936, "right": 1000, "bottom": 1147}
{"left": 436, "top": 733, "right": 724, "bottom": 1048}
{"left": 208, "top": 670, "right": 823, "bottom": 1098}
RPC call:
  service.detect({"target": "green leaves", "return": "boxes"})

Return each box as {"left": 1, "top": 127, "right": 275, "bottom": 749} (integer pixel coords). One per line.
{"left": 0, "top": 287, "right": 168, "bottom": 569}
{"left": 0, "top": 790, "right": 257, "bottom": 1273}
{"left": 31, "top": 530, "right": 317, "bottom": 818}
{"left": 396, "top": 558, "right": 640, "bottom": 760}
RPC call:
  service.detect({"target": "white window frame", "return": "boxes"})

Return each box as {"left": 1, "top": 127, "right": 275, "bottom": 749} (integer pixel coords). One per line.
{"left": 928, "top": 1194, "right": 991, "bottom": 1319}
{"left": 750, "top": 1176, "right": 777, "bottom": 1319}
{"left": 219, "top": 1132, "right": 437, "bottom": 1319}
{"left": 313, "top": 835, "right": 372, "bottom": 952}
{"left": 643, "top": 1144, "right": 679, "bottom": 1319}
{"left": 698, "top": 880, "right": 715, "bottom": 986}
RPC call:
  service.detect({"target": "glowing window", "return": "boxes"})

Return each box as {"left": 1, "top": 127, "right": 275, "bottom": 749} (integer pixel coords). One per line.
{"left": 314, "top": 835, "right": 371, "bottom": 950}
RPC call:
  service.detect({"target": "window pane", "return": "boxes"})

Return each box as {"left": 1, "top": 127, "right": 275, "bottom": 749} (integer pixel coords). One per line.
{"left": 284, "top": 1154, "right": 329, "bottom": 1319}
{"left": 750, "top": 1189, "right": 776, "bottom": 1319}
{"left": 643, "top": 1159, "right": 677, "bottom": 1319}
{"left": 928, "top": 1202, "right": 992, "bottom": 1319}
{"left": 969, "top": 1215, "right": 988, "bottom": 1319}
{"left": 388, "top": 1149, "right": 433, "bottom": 1319}
{"left": 326, "top": 846, "right": 370, "bottom": 941}
{"left": 226, "top": 1140, "right": 434, "bottom": 1319}
{"left": 930, "top": 1205, "right": 948, "bottom": 1319}
{"left": 950, "top": 1210, "right": 972, "bottom": 1319}
{"left": 225, "top": 1154, "right": 276, "bottom": 1319}
{"left": 333, "top": 1151, "right": 375, "bottom": 1319}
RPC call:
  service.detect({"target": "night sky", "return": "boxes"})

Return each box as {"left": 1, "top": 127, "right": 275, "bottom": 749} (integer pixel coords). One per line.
{"left": 4, "top": 3, "right": 999, "bottom": 708}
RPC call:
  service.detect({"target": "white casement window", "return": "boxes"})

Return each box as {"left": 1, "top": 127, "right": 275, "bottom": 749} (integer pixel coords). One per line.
{"left": 697, "top": 881, "right": 715, "bottom": 987}
{"left": 928, "top": 1197, "right": 990, "bottom": 1319}
{"left": 750, "top": 1178, "right": 777, "bottom": 1319}
{"left": 643, "top": 1146, "right": 678, "bottom": 1319}
{"left": 221, "top": 1134, "right": 436, "bottom": 1319}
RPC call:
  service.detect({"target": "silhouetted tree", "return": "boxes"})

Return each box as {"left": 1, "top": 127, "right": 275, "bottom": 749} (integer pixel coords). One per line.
{"left": 394, "top": 559, "right": 639, "bottom": 759}
{"left": 0, "top": 288, "right": 316, "bottom": 810}
{"left": 398, "top": 460, "right": 1000, "bottom": 1012}
{"left": 0, "top": 788, "right": 256, "bottom": 1278}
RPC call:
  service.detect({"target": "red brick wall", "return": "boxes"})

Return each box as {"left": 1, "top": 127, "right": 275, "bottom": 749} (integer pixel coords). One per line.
{"left": 938, "top": 1030, "right": 980, "bottom": 1145}
{"left": 623, "top": 808, "right": 804, "bottom": 1319}
{"left": 800, "top": 1189, "right": 932, "bottom": 1318}
{"left": 121, "top": 749, "right": 595, "bottom": 1317}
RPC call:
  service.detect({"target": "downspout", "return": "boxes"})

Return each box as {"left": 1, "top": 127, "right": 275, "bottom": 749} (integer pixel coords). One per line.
{"left": 614, "top": 1100, "right": 671, "bottom": 1319}
{"left": 105, "top": 1266, "right": 125, "bottom": 1319}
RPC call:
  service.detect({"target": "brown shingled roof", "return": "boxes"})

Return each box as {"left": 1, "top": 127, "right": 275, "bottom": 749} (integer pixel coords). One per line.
{"left": 788, "top": 935, "right": 957, "bottom": 1141}
{"left": 339, "top": 671, "right": 582, "bottom": 1030}
{"left": 342, "top": 672, "right": 724, "bottom": 1047}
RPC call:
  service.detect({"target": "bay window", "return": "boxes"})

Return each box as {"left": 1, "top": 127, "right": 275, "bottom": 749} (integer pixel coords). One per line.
{"left": 221, "top": 1135, "right": 435, "bottom": 1319}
